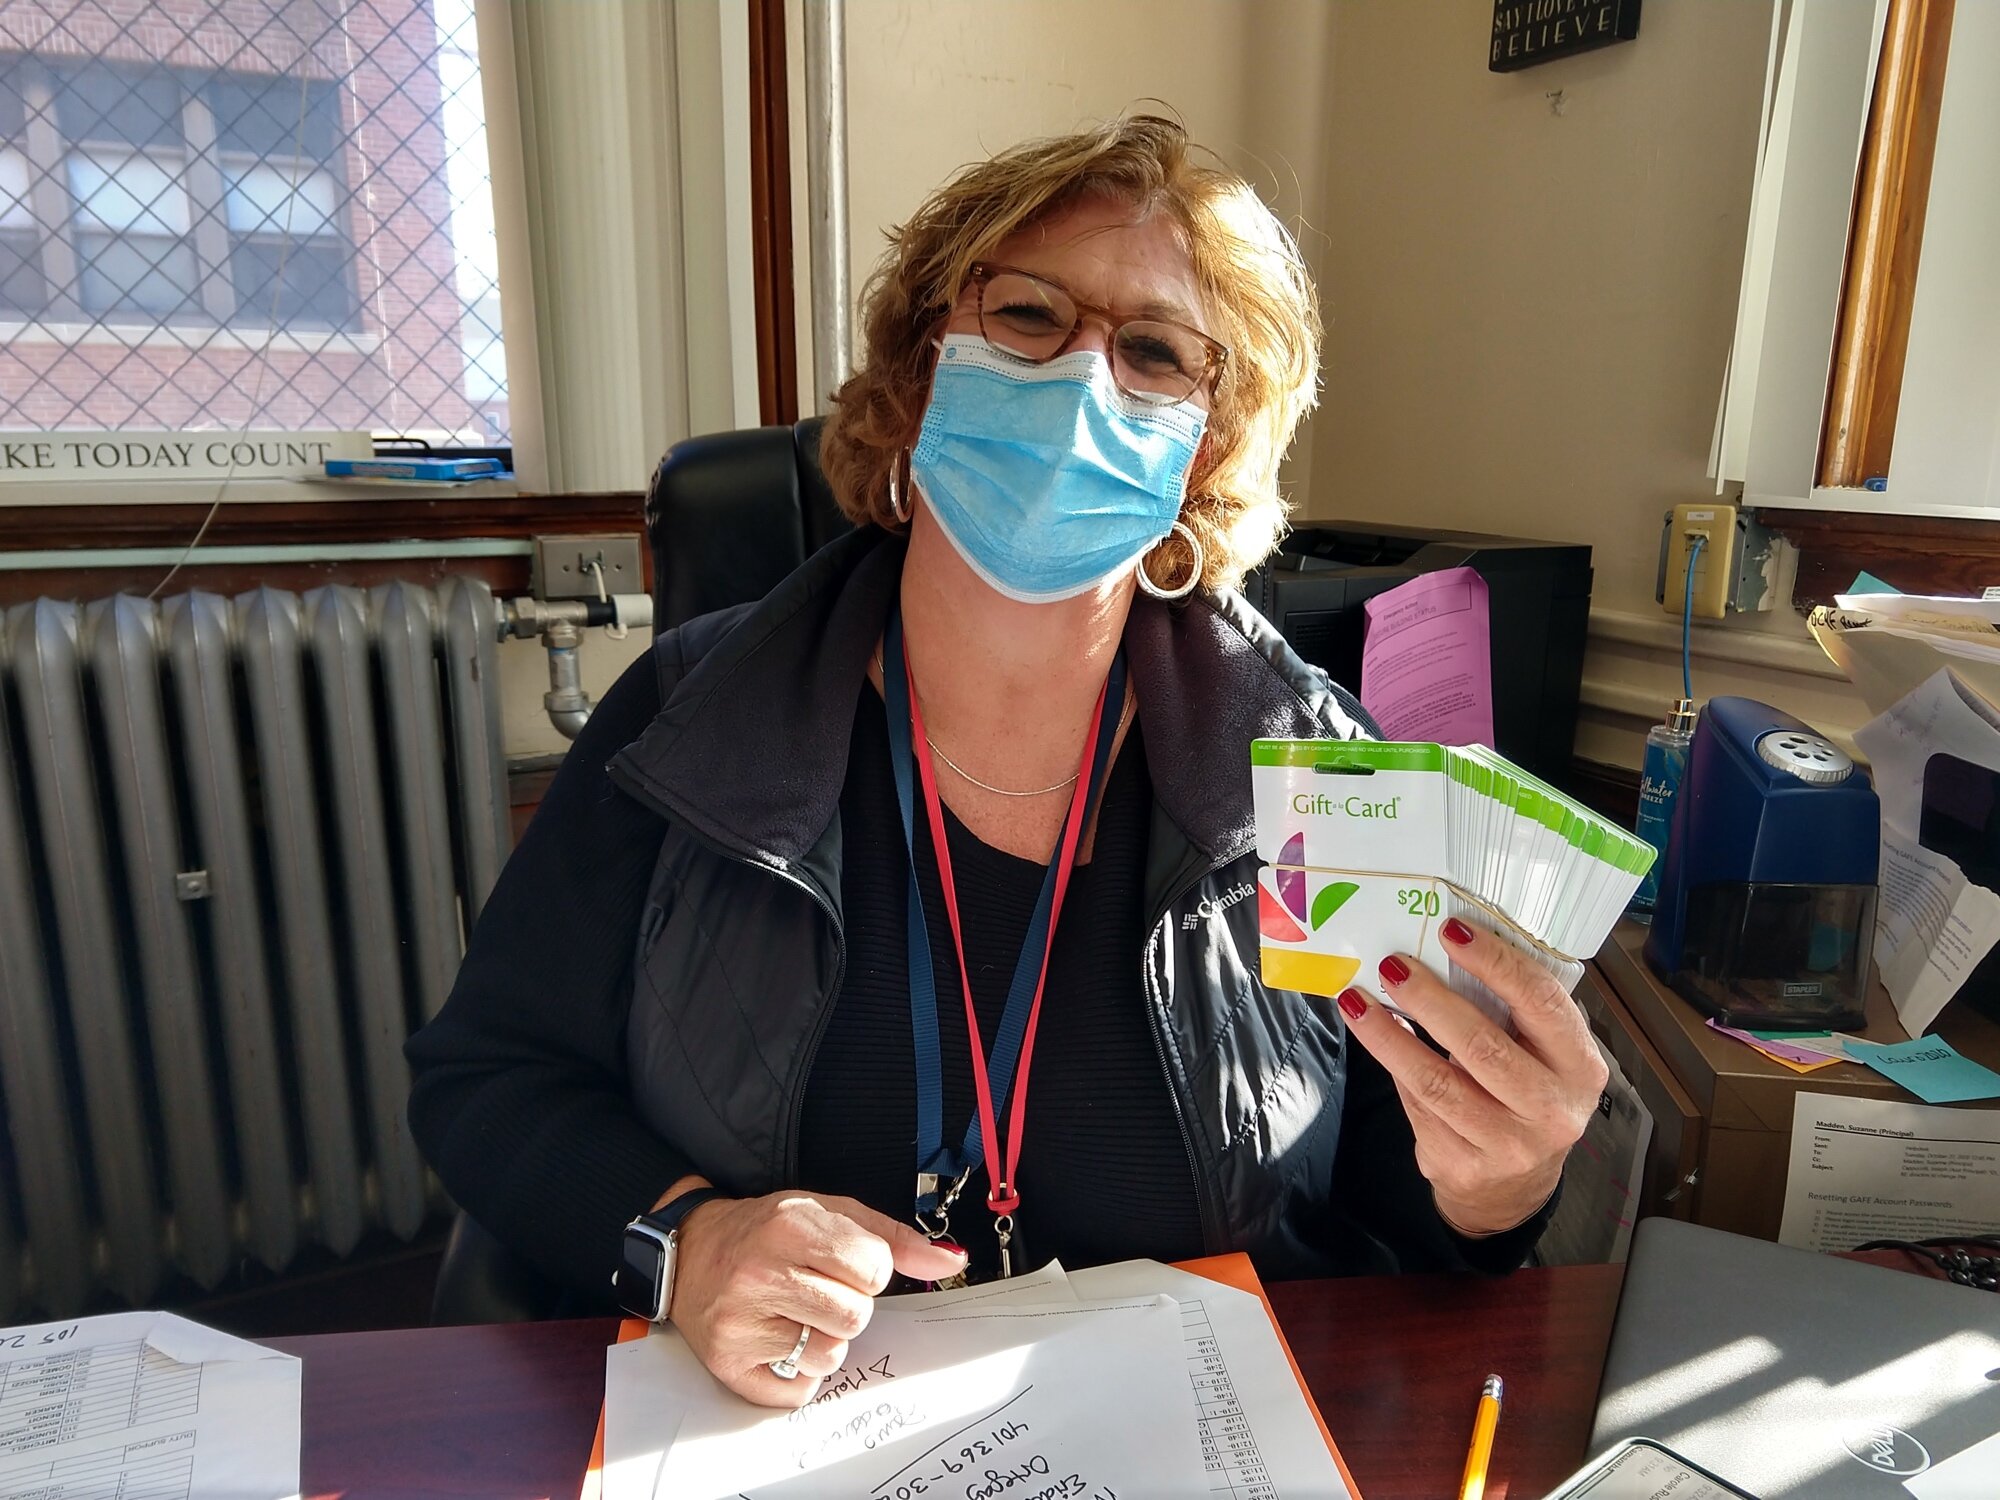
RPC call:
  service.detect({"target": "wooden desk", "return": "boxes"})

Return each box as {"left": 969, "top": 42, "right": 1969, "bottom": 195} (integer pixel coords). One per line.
{"left": 269, "top": 1264, "right": 1624, "bottom": 1500}
{"left": 1594, "top": 922, "right": 2000, "bottom": 1240}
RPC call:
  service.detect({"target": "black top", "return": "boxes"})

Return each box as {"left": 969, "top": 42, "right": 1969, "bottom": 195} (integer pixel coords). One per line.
{"left": 406, "top": 646, "right": 1551, "bottom": 1301}
{"left": 800, "top": 683, "right": 1203, "bottom": 1279}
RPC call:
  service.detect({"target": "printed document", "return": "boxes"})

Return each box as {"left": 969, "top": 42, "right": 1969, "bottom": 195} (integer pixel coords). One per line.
{"left": 1851, "top": 670, "right": 2000, "bottom": 1033}
{"left": 1533, "top": 1039, "right": 1653, "bottom": 1266}
{"left": 0, "top": 1310, "right": 300, "bottom": 1500}
{"left": 1069, "top": 1260, "right": 1356, "bottom": 1498}
{"left": 1359, "top": 566, "right": 1494, "bottom": 747}
{"left": 1905, "top": 1427, "right": 2000, "bottom": 1499}
{"left": 607, "top": 1295, "right": 1205, "bottom": 1500}
{"left": 1779, "top": 1091, "right": 2000, "bottom": 1252}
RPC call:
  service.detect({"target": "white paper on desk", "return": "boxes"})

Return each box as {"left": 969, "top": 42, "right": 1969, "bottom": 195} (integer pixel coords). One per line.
{"left": 889, "top": 1256, "right": 1075, "bottom": 1310}
{"left": 1849, "top": 670, "right": 2000, "bottom": 1032}
{"left": 1905, "top": 1426, "right": 2000, "bottom": 1498}
{"left": 1068, "top": 1259, "right": 1356, "bottom": 1499}
{"left": 610, "top": 1295, "right": 1207, "bottom": 1500}
{"left": 1778, "top": 1091, "right": 2000, "bottom": 1252}
{"left": 1359, "top": 565, "right": 1494, "bottom": 746}
{"left": 1854, "top": 669, "right": 2000, "bottom": 837}
{"left": 1874, "top": 825, "right": 2000, "bottom": 1036}
{"left": 0, "top": 1309, "right": 300, "bottom": 1500}
{"left": 1811, "top": 609, "right": 2000, "bottom": 720}
{"left": 1834, "top": 591, "right": 2000, "bottom": 628}
{"left": 601, "top": 1266, "right": 1078, "bottom": 1500}
{"left": 1535, "top": 1038, "right": 1654, "bottom": 1266}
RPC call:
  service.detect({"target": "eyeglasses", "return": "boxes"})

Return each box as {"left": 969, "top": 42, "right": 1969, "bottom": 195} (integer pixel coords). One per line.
{"left": 965, "top": 262, "right": 1229, "bottom": 407}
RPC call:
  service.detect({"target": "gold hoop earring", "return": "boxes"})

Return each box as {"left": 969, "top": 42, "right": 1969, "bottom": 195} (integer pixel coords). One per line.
{"left": 888, "top": 449, "right": 913, "bottom": 525}
{"left": 1137, "top": 521, "right": 1203, "bottom": 602}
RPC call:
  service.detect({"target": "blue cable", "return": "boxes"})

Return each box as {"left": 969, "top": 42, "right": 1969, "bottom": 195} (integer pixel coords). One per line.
{"left": 1682, "top": 533, "right": 1706, "bottom": 702}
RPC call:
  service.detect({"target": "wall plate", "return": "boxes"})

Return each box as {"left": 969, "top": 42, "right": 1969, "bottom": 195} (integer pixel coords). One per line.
{"left": 1662, "top": 504, "right": 1737, "bottom": 620}
{"left": 1657, "top": 505, "right": 1796, "bottom": 617}
{"left": 533, "top": 534, "right": 643, "bottom": 601}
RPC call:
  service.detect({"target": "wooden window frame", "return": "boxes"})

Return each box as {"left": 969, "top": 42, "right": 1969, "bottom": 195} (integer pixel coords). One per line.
{"left": 1758, "top": 0, "right": 1997, "bottom": 604}
{"left": 1817, "top": 0, "right": 1955, "bottom": 490}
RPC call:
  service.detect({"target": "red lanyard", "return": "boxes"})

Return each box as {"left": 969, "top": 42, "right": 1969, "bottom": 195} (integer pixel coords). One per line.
{"left": 901, "top": 649, "right": 1110, "bottom": 1221}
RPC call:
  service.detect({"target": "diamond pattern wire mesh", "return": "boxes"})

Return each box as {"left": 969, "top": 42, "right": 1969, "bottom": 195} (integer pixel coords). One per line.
{"left": 0, "top": 0, "right": 508, "bottom": 443}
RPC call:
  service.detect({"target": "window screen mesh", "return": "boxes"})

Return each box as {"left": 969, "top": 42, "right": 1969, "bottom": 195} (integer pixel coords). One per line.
{"left": 0, "top": 0, "right": 508, "bottom": 444}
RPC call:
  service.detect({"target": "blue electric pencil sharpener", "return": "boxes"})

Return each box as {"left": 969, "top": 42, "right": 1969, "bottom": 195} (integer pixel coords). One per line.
{"left": 1643, "top": 697, "right": 1880, "bottom": 1030}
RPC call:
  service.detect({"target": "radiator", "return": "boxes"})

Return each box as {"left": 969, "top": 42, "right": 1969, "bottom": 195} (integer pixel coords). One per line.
{"left": 0, "top": 580, "right": 511, "bottom": 1320}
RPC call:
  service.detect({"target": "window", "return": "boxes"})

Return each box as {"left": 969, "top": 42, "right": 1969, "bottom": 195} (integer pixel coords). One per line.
{"left": 0, "top": 0, "right": 508, "bottom": 444}
{"left": 1716, "top": 0, "right": 1996, "bottom": 519}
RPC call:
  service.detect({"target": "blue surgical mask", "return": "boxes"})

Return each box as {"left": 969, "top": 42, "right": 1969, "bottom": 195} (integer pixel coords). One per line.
{"left": 911, "top": 334, "right": 1207, "bottom": 603}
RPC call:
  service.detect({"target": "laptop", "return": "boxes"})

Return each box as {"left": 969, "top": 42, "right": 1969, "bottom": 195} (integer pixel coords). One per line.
{"left": 1589, "top": 1218, "right": 2000, "bottom": 1498}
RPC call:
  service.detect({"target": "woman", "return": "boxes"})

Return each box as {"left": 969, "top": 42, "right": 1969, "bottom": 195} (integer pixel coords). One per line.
{"left": 406, "top": 116, "right": 1606, "bottom": 1409}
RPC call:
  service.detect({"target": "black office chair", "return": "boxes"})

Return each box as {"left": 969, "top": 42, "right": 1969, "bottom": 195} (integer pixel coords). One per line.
{"left": 646, "top": 416, "right": 852, "bottom": 630}
{"left": 430, "top": 419, "right": 846, "bottom": 1325}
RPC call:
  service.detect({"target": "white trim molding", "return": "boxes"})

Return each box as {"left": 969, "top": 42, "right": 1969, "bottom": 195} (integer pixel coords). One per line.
{"left": 1577, "top": 606, "right": 1868, "bottom": 771}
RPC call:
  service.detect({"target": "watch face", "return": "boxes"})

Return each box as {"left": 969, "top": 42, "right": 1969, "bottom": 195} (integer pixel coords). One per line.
{"left": 620, "top": 1225, "right": 668, "bottom": 1319}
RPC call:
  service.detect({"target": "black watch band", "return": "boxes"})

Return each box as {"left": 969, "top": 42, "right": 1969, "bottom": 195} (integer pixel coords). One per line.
{"left": 613, "top": 1186, "right": 726, "bottom": 1322}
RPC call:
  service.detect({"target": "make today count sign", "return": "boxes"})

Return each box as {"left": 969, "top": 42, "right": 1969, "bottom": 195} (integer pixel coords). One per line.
{"left": 0, "top": 430, "right": 372, "bottom": 483}
{"left": 1490, "top": 0, "right": 1641, "bottom": 72}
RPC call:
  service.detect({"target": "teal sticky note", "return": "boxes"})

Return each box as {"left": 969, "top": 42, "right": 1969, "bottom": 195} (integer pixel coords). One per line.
{"left": 1845, "top": 570, "right": 1900, "bottom": 596}
{"left": 1859, "top": 1036, "right": 2000, "bottom": 1104}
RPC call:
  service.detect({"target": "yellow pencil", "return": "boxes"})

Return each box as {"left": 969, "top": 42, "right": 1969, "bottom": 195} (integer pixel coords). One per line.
{"left": 1458, "top": 1373, "right": 1504, "bottom": 1500}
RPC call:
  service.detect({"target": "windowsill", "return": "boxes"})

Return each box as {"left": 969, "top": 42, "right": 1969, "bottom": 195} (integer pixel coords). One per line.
{"left": 1746, "top": 485, "right": 2000, "bottom": 522}
{"left": 0, "top": 474, "right": 520, "bottom": 508}
{"left": 1753, "top": 504, "right": 2000, "bottom": 607}
{"left": 0, "top": 319, "right": 385, "bottom": 356}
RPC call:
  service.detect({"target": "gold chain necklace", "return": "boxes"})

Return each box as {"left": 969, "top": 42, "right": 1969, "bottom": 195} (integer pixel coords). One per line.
{"left": 875, "top": 645, "right": 1132, "bottom": 798}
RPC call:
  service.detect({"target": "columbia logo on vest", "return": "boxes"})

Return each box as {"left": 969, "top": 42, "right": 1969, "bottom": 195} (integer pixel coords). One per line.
{"left": 1182, "top": 883, "right": 1256, "bottom": 930}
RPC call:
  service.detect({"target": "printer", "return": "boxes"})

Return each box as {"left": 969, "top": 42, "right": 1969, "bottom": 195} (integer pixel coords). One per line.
{"left": 1243, "top": 522, "right": 1592, "bottom": 784}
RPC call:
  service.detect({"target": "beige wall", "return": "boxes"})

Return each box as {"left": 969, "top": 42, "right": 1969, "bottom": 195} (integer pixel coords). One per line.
{"left": 789, "top": 0, "right": 1874, "bottom": 775}
{"left": 841, "top": 0, "right": 1337, "bottom": 497}
{"left": 1304, "top": 0, "right": 1867, "bottom": 768}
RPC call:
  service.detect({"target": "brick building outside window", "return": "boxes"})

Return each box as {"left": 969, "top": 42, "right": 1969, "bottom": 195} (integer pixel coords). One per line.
{"left": 0, "top": 0, "right": 507, "bottom": 444}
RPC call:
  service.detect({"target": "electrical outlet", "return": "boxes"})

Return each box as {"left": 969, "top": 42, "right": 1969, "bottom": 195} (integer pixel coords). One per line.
{"left": 533, "top": 534, "right": 643, "bottom": 601}
{"left": 1662, "top": 503, "right": 1735, "bottom": 620}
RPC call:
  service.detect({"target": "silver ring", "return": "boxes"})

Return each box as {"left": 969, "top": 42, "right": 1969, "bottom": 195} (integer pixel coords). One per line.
{"left": 768, "top": 1322, "right": 812, "bottom": 1380}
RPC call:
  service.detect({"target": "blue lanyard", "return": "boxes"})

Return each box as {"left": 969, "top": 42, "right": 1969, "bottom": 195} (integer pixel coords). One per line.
{"left": 881, "top": 603, "right": 1125, "bottom": 1223}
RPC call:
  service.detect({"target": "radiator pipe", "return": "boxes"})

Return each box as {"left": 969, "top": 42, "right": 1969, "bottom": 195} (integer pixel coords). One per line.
{"left": 500, "top": 593, "right": 654, "bottom": 739}
{"left": 802, "top": 0, "right": 851, "bottom": 409}
{"left": 541, "top": 620, "right": 593, "bottom": 741}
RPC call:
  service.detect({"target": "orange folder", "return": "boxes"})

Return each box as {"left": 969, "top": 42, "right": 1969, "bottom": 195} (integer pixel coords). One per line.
{"left": 580, "top": 1251, "right": 1361, "bottom": 1499}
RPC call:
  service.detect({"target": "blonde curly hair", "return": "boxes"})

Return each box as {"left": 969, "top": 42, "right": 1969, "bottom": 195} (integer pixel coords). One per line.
{"left": 821, "top": 114, "right": 1321, "bottom": 596}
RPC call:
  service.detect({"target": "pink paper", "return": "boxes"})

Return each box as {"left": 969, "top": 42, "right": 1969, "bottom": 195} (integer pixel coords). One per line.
{"left": 1359, "top": 567, "right": 1494, "bottom": 746}
{"left": 1705, "top": 1016, "right": 1843, "bottom": 1067}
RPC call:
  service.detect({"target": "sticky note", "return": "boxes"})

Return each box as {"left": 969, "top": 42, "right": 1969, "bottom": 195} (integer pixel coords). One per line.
{"left": 1845, "top": 570, "right": 1900, "bottom": 596}
{"left": 1858, "top": 1036, "right": 2000, "bottom": 1104}
{"left": 1705, "top": 1017, "right": 1843, "bottom": 1071}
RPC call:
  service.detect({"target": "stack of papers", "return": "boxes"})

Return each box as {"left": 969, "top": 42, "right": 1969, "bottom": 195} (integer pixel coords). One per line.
{"left": 1251, "top": 739, "right": 1654, "bottom": 1016}
{"left": 1808, "top": 578, "right": 2000, "bottom": 1032}
{"left": 599, "top": 1256, "right": 1357, "bottom": 1500}
{"left": 0, "top": 1310, "right": 300, "bottom": 1500}
{"left": 1845, "top": 667, "right": 2000, "bottom": 1033}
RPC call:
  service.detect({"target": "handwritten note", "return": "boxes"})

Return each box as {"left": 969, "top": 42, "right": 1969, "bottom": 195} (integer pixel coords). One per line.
{"left": 605, "top": 1296, "right": 1206, "bottom": 1500}
{"left": 1855, "top": 1035, "right": 2000, "bottom": 1104}
{"left": 1360, "top": 567, "right": 1495, "bottom": 746}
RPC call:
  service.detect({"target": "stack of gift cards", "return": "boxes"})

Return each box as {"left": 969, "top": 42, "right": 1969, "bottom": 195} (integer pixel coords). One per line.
{"left": 1250, "top": 740, "right": 1655, "bottom": 1019}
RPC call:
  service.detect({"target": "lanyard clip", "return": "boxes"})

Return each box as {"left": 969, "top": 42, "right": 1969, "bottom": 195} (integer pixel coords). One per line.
{"left": 915, "top": 1163, "right": 975, "bottom": 1238}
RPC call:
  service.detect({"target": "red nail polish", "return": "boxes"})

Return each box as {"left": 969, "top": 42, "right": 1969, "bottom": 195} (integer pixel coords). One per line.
{"left": 1378, "top": 954, "right": 1411, "bottom": 987}
{"left": 933, "top": 1238, "right": 964, "bottom": 1258}
{"left": 1337, "top": 987, "right": 1368, "bottom": 1021}
{"left": 1442, "top": 917, "right": 1475, "bottom": 947}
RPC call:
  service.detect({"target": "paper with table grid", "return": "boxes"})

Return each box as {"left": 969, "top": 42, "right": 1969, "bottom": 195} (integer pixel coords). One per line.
{"left": 602, "top": 1258, "right": 1356, "bottom": 1500}
{"left": 0, "top": 1310, "right": 300, "bottom": 1500}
